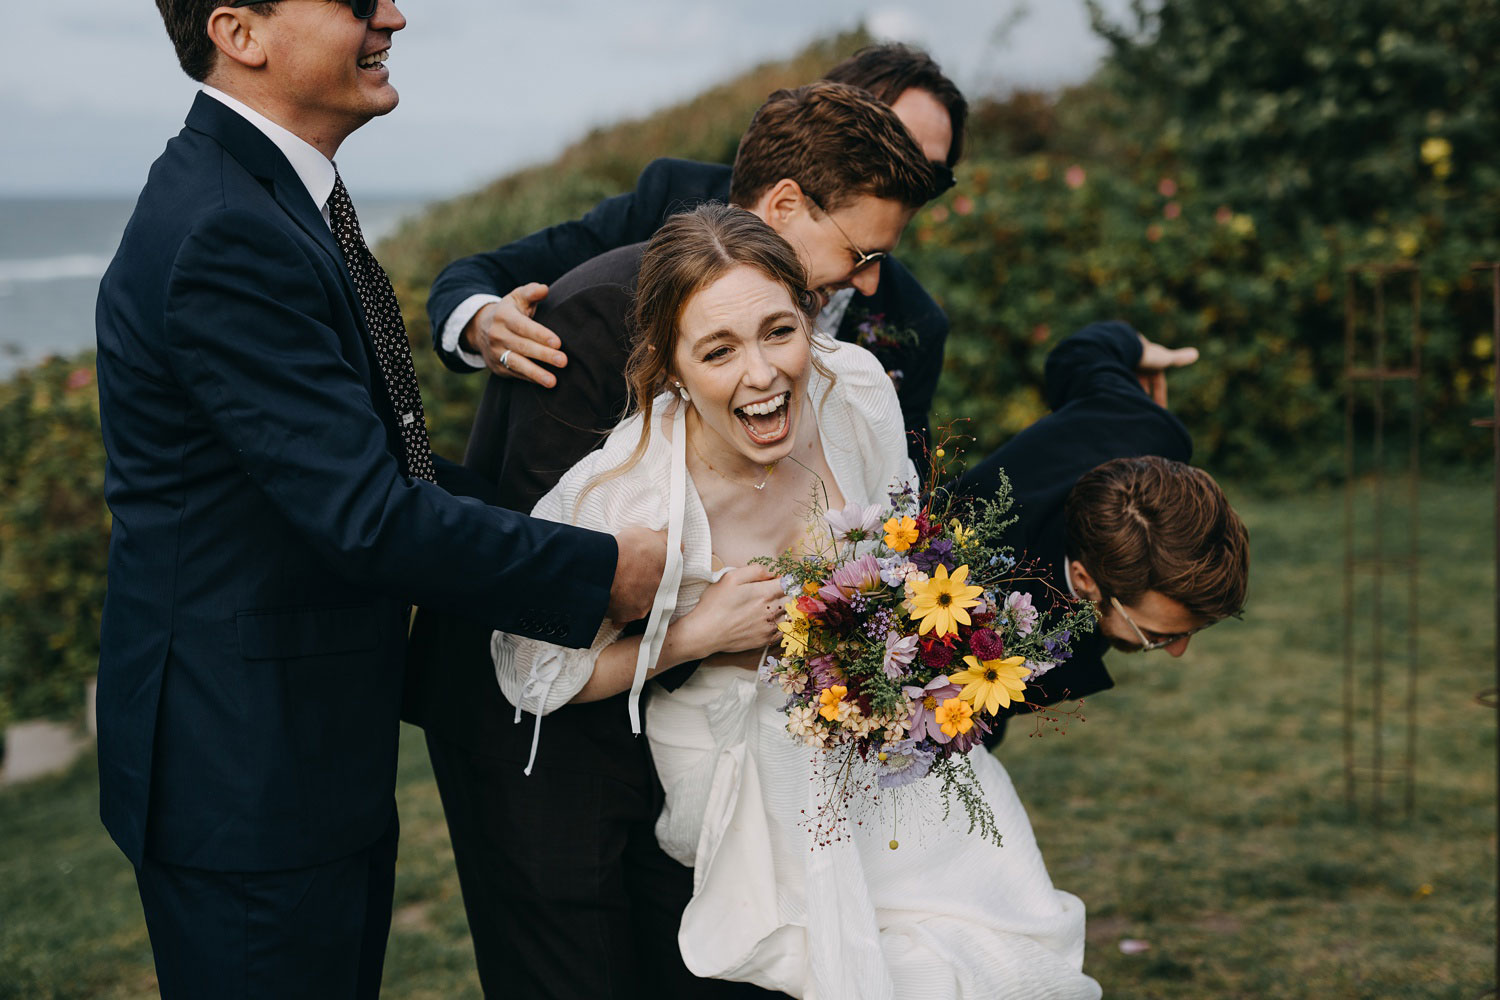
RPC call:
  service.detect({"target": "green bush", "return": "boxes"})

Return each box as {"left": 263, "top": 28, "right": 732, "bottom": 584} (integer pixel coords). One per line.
{"left": 0, "top": 355, "right": 109, "bottom": 721}
{"left": 906, "top": 0, "right": 1498, "bottom": 483}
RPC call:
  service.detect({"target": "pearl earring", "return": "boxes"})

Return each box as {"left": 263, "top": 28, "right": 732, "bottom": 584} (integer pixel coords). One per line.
{"left": 674, "top": 381, "right": 690, "bottom": 402}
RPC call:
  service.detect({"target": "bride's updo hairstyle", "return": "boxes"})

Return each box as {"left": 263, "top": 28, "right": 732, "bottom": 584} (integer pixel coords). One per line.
{"left": 590, "top": 203, "right": 830, "bottom": 493}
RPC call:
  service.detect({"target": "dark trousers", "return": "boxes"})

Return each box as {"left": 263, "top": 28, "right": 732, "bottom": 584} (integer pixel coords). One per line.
{"left": 134, "top": 812, "right": 399, "bottom": 1000}
{"left": 426, "top": 730, "right": 782, "bottom": 1000}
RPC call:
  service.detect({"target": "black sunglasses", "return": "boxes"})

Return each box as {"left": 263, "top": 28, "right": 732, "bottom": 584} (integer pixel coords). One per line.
{"left": 231, "top": 0, "right": 379, "bottom": 19}
{"left": 929, "top": 163, "right": 956, "bottom": 200}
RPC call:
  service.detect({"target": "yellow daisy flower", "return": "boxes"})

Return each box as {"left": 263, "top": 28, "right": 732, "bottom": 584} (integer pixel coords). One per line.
{"left": 818, "top": 684, "right": 848, "bottom": 722}
{"left": 1420, "top": 136, "right": 1452, "bottom": 165}
{"left": 778, "top": 600, "right": 810, "bottom": 657}
{"left": 906, "top": 563, "right": 984, "bottom": 637}
{"left": 951, "top": 655, "right": 1029, "bottom": 715}
{"left": 934, "top": 697, "right": 974, "bottom": 738}
{"left": 883, "top": 516, "right": 919, "bottom": 552}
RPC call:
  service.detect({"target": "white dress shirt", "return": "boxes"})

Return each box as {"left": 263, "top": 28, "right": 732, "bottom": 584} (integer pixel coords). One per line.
{"left": 201, "top": 85, "right": 337, "bottom": 230}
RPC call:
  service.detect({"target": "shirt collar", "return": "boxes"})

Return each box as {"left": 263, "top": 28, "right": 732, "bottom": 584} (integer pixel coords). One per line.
{"left": 201, "top": 85, "right": 337, "bottom": 222}
{"left": 814, "top": 287, "right": 857, "bottom": 338}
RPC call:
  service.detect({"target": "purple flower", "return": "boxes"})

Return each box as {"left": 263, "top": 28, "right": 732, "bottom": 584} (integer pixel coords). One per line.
{"left": 878, "top": 738, "right": 937, "bottom": 788}
{"left": 968, "top": 628, "right": 1006, "bottom": 662}
{"left": 878, "top": 555, "right": 913, "bottom": 587}
{"left": 825, "top": 502, "right": 884, "bottom": 543}
{"left": 1025, "top": 659, "right": 1060, "bottom": 681}
{"left": 883, "top": 631, "right": 919, "bottom": 679}
{"left": 887, "top": 481, "right": 918, "bottom": 513}
{"left": 911, "top": 538, "right": 955, "bottom": 574}
{"left": 808, "top": 653, "right": 843, "bottom": 691}
{"left": 862, "top": 606, "right": 897, "bottom": 642}
{"left": 903, "top": 676, "right": 961, "bottom": 744}
{"left": 1042, "top": 629, "right": 1074, "bottom": 662}
{"left": 1003, "top": 591, "right": 1039, "bottom": 636}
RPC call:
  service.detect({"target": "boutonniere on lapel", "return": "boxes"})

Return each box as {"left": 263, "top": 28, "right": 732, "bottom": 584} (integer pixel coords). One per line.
{"left": 850, "top": 311, "right": 919, "bottom": 391}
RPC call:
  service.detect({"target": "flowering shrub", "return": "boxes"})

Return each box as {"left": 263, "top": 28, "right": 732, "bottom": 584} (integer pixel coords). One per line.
{"left": 0, "top": 354, "right": 108, "bottom": 722}
{"left": 908, "top": 0, "right": 1498, "bottom": 485}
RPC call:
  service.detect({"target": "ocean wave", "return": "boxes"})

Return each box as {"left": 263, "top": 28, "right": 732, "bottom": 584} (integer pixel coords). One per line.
{"left": 0, "top": 254, "right": 114, "bottom": 285}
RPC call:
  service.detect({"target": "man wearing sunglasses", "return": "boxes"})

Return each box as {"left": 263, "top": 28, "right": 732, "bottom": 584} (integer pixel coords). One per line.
{"left": 426, "top": 43, "right": 966, "bottom": 473}
{"left": 94, "top": 1, "right": 671, "bottom": 996}
{"left": 952, "top": 321, "right": 1250, "bottom": 745}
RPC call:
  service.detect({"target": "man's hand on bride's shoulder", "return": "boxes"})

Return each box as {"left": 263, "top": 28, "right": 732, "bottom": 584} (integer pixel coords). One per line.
{"left": 677, "top": 566, "right": 786, "bottom": 665}
{"left": 1135, "top": 332, "right": 1199, "bottom": 408}
{"left": 463, "top": 283, "right": 569, "bottom": 387}
{"left": 607, "top": 524, "right": 670, "bottom": 623}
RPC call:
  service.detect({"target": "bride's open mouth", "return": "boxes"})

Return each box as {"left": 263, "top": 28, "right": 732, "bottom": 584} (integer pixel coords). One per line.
{"left": 733, "top": 391, "right": 793, "bottom": 446}
{"left": 357, "top": 49, "right": 389, "bottom": 73}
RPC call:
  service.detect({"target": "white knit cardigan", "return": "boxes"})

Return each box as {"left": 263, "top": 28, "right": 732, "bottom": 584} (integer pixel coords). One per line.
{"left": 492, "top": 336, "right": 916, "bottom": 772}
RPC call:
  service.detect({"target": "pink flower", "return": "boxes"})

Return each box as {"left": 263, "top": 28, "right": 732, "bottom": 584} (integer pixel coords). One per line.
{"left": 1157, "top": 177, "right": 1178, "bottom": 198}
{"left": 953, "top": 195, "right": 974, "bottom": 216}
{"left": 1064, "top": 165, "right": 1086, "bottom": 189}
{"left": 824, "top": 503, "right": 883, "bottom": 542}
{"left": 883, "top": 632, "right": 919, "bottom": 679}
{"left": 1146, "top": 223, "right": 1164, "bottom": 242}
{"left": 66, "top": 368, "right": 94, "bottom": 390}
{"left": 1163, "top": 201, "right": 1181, "bottom": 220}
{"left": 928, "top": 204, "right": 950, "bottom": 224}
{"left": 903, "top": 676, "right": 962, "bottom": 744}
{"left": 1215, "top": 205, "right": 1233, "bottom": 225}
{"left": 821, "top": 554, "right": 883, "bottom": 605}
{"left": 1003, "top": 591, "right": 1039, "bottom": 636}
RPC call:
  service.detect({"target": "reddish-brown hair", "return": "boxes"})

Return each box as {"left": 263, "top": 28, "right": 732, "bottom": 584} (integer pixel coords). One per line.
{"left": 1064, "top": 456, "right": 1249, "bottom": 621}
{"left": 581, "top": 204, "right": 827, "bottom": 500}
{"left": 728, "top": 82, "right": 934, "bottom": 213}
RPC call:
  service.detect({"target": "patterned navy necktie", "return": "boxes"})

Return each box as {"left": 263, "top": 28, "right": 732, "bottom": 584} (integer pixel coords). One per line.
{"left": 326, "top": 172, "right": 437, "bottom": 483}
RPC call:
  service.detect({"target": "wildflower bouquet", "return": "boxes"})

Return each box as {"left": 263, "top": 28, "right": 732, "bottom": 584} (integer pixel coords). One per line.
{"left": 755, "top": 474, "right": 1094, "bottom": 846}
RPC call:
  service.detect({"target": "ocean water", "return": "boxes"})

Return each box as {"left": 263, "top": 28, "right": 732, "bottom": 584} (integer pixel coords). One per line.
{"left": 0, "top": 195, "right": 428, "bottom": 380}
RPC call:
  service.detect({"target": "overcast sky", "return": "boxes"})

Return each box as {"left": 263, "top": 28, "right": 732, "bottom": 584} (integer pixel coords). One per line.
{"left": 3, "top": 0, "right": 1134, "bottom": 198}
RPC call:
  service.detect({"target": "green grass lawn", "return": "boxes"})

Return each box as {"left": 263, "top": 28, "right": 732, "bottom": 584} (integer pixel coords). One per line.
{"left": 2, "top": 480, "right": 1494, "bottom": 999}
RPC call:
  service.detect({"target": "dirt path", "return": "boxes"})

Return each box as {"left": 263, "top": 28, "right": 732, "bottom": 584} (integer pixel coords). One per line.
{"left": 0, "top": 719, "right": 91, "bottom": 785}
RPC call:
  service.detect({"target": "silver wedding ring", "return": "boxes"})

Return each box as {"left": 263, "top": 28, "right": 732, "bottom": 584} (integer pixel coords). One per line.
{"left": 499, "top": 349, "right": 512, "bottom": 369}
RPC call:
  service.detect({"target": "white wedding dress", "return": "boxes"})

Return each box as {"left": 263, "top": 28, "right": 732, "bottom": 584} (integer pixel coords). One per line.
{"left": 495, "top": 338, "right": 1100, "bottom": 1000}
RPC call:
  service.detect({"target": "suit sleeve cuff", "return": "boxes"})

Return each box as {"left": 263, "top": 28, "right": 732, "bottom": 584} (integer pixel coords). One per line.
{"left": 441, "top": 294, "right": 502, "bottom": 370}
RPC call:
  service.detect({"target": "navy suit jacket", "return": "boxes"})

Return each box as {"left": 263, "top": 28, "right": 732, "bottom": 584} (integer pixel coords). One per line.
{"left": 94, "top": 93, "right": 617, "bottom": 872}
{"left": 426, "top": 157, "right": 948, "bottom": 469}
{"left": 954, "top": 321, "right": 1194, "bottom": 743}
{"left": 406, "top": 244, "right": 662, "bottom": 774}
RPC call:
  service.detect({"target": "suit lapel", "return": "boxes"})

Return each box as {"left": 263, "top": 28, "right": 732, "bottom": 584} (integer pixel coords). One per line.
{"left": 183, "top": 94, "right": 392, "bottom": 428}
{"left": 184, "top": 94, "right": 361, "bottom": 318}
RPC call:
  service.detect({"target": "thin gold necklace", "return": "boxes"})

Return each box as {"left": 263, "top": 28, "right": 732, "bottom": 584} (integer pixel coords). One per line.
{"left": 688, "top": 433, "right": 779, "bottom": 491}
